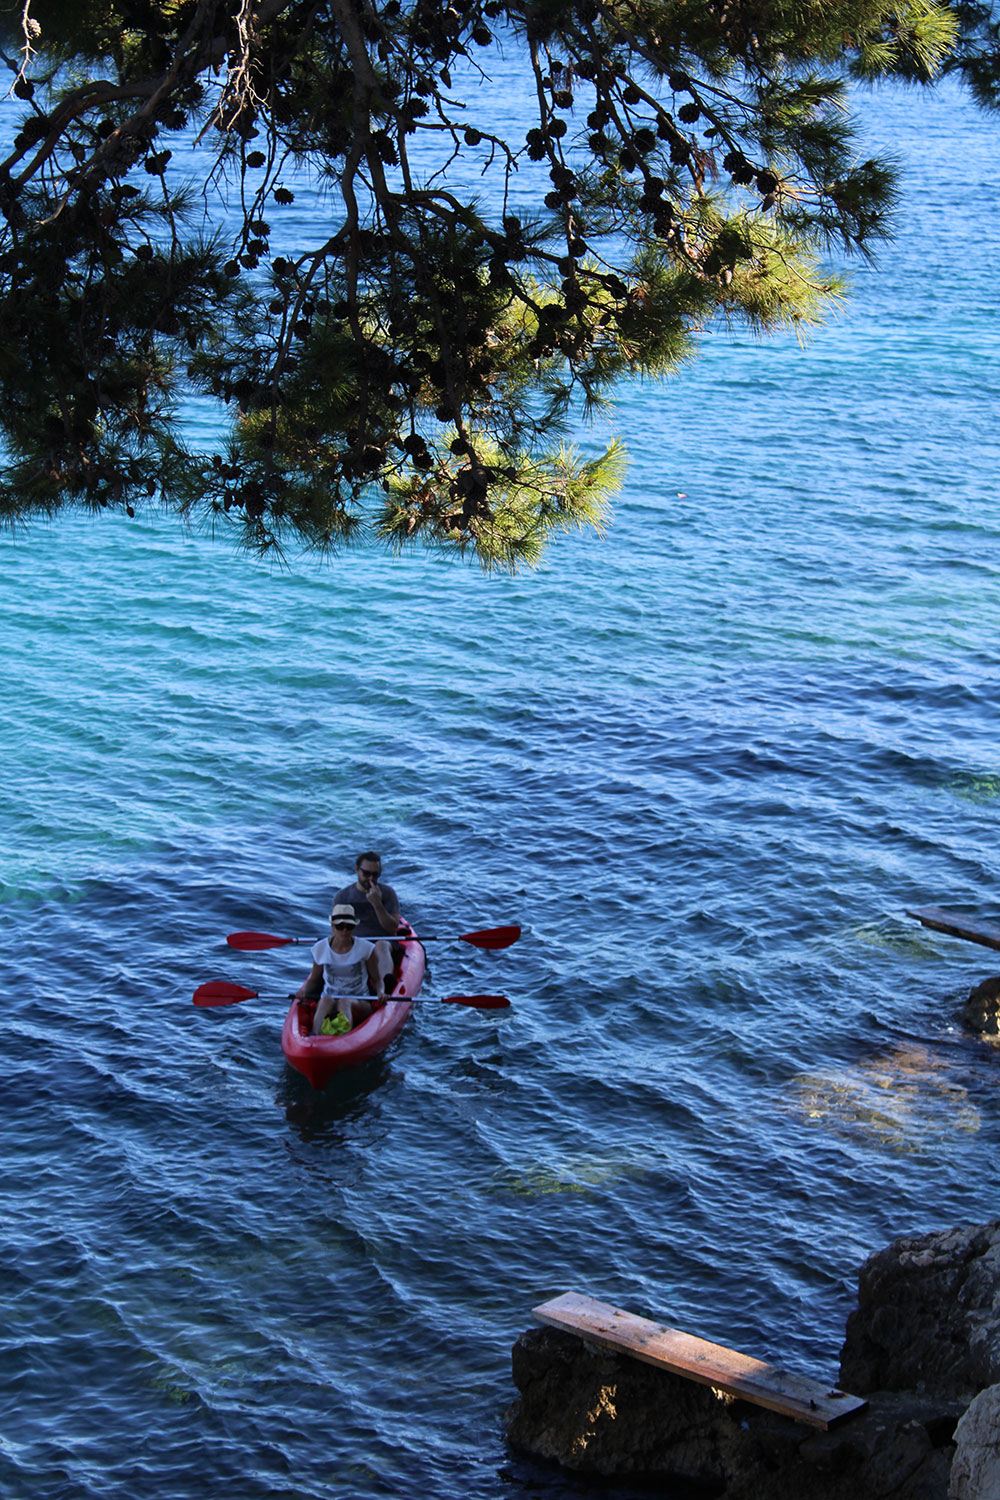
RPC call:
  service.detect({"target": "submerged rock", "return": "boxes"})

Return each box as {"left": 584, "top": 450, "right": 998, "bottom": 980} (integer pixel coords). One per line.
{"left": 506, "top": 1221, "right": 1000, "bottom": 1500}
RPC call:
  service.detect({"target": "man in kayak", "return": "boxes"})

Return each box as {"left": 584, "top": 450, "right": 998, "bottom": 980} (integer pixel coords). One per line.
{"left": 333, "top": 851, "right": 402, "bottom": 990}
{"left": 297, "top": 904, "right": 387, "bottom": 1034}
{"left": 334, "top": 851, "right": 401, "bottom": 936}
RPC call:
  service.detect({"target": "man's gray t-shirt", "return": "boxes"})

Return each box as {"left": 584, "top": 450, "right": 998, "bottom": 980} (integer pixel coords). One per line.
{"left": 333, "top": 881, "right": 400, "bottom": 938}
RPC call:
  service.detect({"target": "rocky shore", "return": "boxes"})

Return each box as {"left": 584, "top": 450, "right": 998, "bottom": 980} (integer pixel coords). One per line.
{"left": 505, "top": 1220, "right": 1000, "bottom": 1499}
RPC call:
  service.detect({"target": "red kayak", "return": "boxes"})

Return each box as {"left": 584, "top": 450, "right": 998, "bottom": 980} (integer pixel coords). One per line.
{"left": 280, "top": 925, "right": 426, "bottom": 1088}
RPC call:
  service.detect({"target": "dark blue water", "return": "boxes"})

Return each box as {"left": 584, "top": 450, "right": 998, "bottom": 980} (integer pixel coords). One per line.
{"left": 2, "top": 70, "right": 1000, "bottom": 1500}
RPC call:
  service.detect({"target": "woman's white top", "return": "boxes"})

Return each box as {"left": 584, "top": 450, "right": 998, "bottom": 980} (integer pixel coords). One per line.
{"left": 310, "top": 936, "right": 375, "bottom": 996}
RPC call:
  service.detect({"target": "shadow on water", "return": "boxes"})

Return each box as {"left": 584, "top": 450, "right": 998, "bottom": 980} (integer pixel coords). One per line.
{"left": 276, "top": 1057, "right": 392, "bottom": 1142}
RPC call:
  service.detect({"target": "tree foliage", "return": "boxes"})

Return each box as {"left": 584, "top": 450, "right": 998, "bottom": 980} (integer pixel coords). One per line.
{"left": 0, "top": 0, "right": 956, "bottom": 568}
{"left": 947, "top": 1, "right": 1000, "bottom": 106}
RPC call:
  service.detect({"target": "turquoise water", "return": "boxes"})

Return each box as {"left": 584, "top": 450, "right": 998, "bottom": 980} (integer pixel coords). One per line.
{"left": 2, "top": 73, "right": 1000, "bottom": 1500}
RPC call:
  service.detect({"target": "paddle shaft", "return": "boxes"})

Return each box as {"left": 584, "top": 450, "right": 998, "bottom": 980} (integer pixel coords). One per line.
{"left": 225, "top": 923, "right": 520, "bottom": 952}
{"left": 193, "top": 980, "right": 509, "bottom": 1009}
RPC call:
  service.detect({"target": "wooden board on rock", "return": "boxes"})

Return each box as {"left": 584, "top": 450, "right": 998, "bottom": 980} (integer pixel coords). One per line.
{"left": 533, "top": 1292, "right": 867, "bottom": 1430}
{"left": 907, "top": 906, "right": 1000, "bottom": 952}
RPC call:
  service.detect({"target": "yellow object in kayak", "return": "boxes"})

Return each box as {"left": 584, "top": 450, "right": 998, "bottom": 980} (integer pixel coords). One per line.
{"left": 320, "top": 1013, "right": 351, "bottom": 1036}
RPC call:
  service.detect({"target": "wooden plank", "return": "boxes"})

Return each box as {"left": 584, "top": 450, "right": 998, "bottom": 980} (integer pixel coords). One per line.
{"left": 907, "top": 906, "right": 1000, "bottom": 952}
{"left": 533, "top": 1292, "right": 867, "bottom": 1430}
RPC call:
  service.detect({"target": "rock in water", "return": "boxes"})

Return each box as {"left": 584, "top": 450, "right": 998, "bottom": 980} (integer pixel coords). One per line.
{"left": 505, "top": 1324, "right": 959, "bottom": 1498}
{"left": 506, "top": 1221, "right": 1000, "bottom": 1498}
{"left": 840, "top": 1221, "right": 1000, "bottom": 1398}
{"left": 963, "top": 978, "right": 1000, "bottom": 1036}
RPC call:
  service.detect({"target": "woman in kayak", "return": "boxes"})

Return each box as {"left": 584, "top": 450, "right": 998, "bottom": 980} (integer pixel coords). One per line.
{"left": 296, "top": 904, "right": 387, "bottom": 1034}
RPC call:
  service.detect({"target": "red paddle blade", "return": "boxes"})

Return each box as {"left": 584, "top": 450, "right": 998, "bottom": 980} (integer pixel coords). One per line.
{"left": 226, "top": 931, "right": 295, "bottom": 950}
{"left": 441, "top": 993, "right": 511, "bottom": 1009}
{"left": 193, "top": 980, "right": 258, "bottom": 1007}
{"left": 459, "top": 925, "right": 521, "bottom": 950}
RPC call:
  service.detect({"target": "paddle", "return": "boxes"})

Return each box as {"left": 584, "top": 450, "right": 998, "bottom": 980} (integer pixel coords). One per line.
{"left": 225, "top": 924, "right": 521, "bottom": 952}
{"left": 193, "top": 980, "right": 511, "bottom": 1010}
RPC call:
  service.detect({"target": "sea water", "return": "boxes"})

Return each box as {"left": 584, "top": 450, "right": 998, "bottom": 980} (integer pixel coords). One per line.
{"left": 1, "top": 65, "right": 999, "bottom": 1500}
